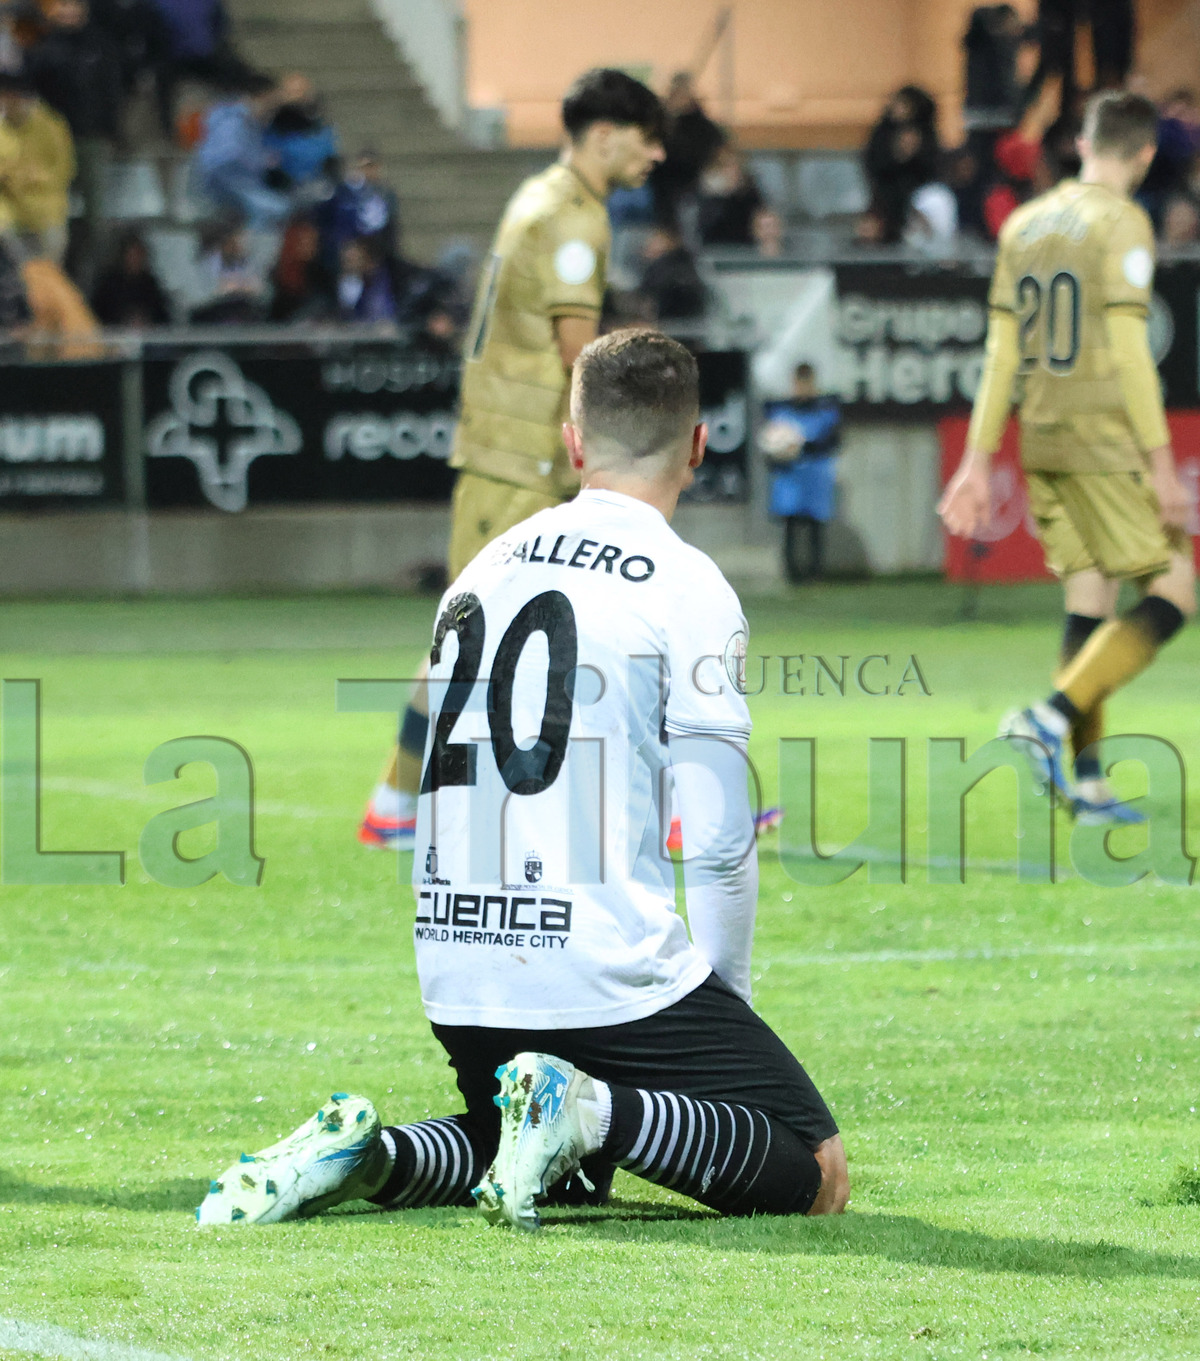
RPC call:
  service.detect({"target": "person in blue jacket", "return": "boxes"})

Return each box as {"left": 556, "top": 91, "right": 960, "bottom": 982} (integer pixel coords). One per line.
{"left": 760, "top": 363, "right": 842, "bottom": 583}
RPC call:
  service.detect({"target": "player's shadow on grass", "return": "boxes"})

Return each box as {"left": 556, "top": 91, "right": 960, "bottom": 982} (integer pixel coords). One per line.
{"left": 0, "top": 1169, "right": 207, "bottom": 1213}
{"left": 571, "top": 1207, "right": 1200, "bottom": 1281}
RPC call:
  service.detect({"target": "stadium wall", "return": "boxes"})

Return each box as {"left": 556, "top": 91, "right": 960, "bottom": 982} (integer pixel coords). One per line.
{"left": 464, "top": 0, "right": 1039, "bottom": 147}
{"left": 464, "top": 0, "right": 1195, "bottom": 148}
{"left": 0, "top": 439, "right": 942, "bottom": 598}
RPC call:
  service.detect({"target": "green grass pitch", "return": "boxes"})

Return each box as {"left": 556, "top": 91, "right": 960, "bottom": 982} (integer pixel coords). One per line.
{"left": 1, "top": 581, "right": 1199, "bottom": 1361}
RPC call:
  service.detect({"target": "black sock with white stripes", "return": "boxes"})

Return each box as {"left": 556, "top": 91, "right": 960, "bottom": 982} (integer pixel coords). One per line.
{"left": 368, "top": 1118, "right": 485, "bottom": 1209}
{"left": 601, "top": 1084, "right": 822, "bottom": 1216}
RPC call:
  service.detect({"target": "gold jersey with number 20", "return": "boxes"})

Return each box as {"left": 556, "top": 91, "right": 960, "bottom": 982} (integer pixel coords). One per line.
{"left": 990, "top": 179, "right": 1162, "bottom": 473}
{"left": 451, "top": 163, "right": 611, "bottom": 499}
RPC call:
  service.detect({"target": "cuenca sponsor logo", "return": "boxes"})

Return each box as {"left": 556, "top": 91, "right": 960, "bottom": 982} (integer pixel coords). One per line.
{"left": 0, "top": 415, "right": 104, "bottom": 463}
{"left": 323, "top": 411, "right": 456, "bottom": 462}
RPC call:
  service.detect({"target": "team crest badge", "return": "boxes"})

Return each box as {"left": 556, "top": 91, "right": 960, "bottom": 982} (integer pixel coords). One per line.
{"left": 524, "top": 851, "right": 543, "bottom": 884}
{"left": 425, "top": 846, "right": 438, "bottom": 876}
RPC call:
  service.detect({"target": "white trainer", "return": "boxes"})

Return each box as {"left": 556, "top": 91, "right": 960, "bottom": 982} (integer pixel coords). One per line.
{"left": 195, "top": 1093, "right": 388, "bottom": 1226}
{"left": 472, "top": 1053, "right": 606, "bottom": 1232}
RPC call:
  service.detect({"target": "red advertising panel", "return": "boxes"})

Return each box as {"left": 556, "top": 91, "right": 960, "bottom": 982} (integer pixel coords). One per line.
{"left": 939, "top": 414, "right": 1200, "bottom": 583}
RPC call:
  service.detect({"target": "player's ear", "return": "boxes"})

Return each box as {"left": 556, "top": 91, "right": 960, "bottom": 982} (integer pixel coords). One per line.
{"left": 690, "top": 422, "right": 708, "bottom": 470}
{"left": 563, "top": 421, "right": 585, "bottom": 471}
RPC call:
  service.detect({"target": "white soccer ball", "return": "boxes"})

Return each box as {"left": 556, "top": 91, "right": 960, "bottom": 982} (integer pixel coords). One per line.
{"left": 758, "top": 419, "right": 803, "bottom": 463}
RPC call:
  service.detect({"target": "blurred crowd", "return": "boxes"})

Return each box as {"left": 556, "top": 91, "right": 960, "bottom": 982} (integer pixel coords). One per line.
{"left": 857, "top": 3, "right": 1200, "bottom": 250}
{"left": 0, "top": 0, "right": 1194, "bottom": 347}
{"left": 0, "top": 0, "right": 466, "bottom": 347}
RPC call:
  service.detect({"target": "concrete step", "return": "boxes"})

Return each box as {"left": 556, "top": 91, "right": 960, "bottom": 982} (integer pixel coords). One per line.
{"left": 238, "top": 24, "right": 401, "bottom": 69}
{"left": 300, "top": 68, "right": 424, "bottom": 97}
{"left": 232, "top": 0, "right": 373, "bottom": 21}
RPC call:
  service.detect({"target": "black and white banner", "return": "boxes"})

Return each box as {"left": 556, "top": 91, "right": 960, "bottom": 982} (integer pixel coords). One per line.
{"left": 143, "top": 344, "right": 460, "bottom": 509}
{"left": 832, "top": 258, "right": 1200, "bottom": 419}
{"left": 0, "top": 361, "right": 125, "bottom": 506}
{"left": 142, "top": 344, "right": 751, "bottom": 511}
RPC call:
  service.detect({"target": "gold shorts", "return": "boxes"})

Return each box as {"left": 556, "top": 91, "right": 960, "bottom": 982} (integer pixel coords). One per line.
{"left": 447, "top": 472, "right": 568, "bottom": 580}
{"left": 1025, "top": 469, "right": 1188, "bottom": 581}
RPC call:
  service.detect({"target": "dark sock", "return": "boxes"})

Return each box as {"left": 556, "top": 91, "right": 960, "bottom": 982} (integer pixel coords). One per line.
{"left": 1048, "top": 691, "right": 1080, "bottom": 723}
{"left": 1061, "top": 612, "right": 1104, "bottom": 662}
{"left": 1128, "top": 595, "right": 1185, "bottom": 646}
{"left": 603, "top": 1084, "right": 822, "bottom": 1216}
{"left": 399, "top": 705, "right": 430, "bottom": 756}
{"left": 369, "top": 1117, "right": 484, "bottom": 1209}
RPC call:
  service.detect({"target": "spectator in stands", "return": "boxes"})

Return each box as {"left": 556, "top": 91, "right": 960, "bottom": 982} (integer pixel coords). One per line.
{"left": 981, "top": 127, "right": 1040, "bottom": 238}
{"left": 752, "top": 206, "right": 785, "bottom": 257}
{"left": 91, "top": 228, "right": 171, "bottom": 324}
{"left": 696, "top": 145, "right": 763, "bottom": 247}
{"left": 92, "top": 0, "right": 165, "bottom": 100}
{"left": 268, "top": 212, "right": 334, "bottom": 322}
{"left": 636, "top": 222, "right": 706, "bottom": 321}
{"left": 945, "top": 144, "right": 985, "bottom": 236}
{"left": 1139, "top": 90, "right": 1200, "bottom": 230}
{"left": 0, "top": 70, "right": 74, "bottom": 263}
{"left": 22, "top": 243, "right": 104, "bottom": 358}
{"left": 905, "top": 179, "right": 959, "bottom": 251}
{"left": 27, "top": 0, "right": 123, "bottom": 288}
{"left": 650, "top": 71, "right": 724, "bottom": 226}
{"left": 190, "top": 219, "right": 265, "bottom": 322}
{"left": 0, "top": 235, "right": 32, "bottom": 344}
{"left": 151, "top": 0, "right": 259, "bottom": 139}
{"left": 316, "top": 149, "right": 400, "bottom": 269}
{"left": 1161, "top": 194, "right": 1200, "bottom": 247}
{"left": 195, "top": 74, "right": 291, "bottom": 230}
{"left": 335, "top": 236, "right": 400, "bottom": 324}
{"left": 759, "top": 363, "right": 842, "bottom": 584}
{"left": 963, "top": 5, "right": 1026, "bottom": 138}
{"left": 263, "top": 73, "right": 337, "bottom": 197}
{"left": 861, "top": 85, "right": 939, "bottom": 244}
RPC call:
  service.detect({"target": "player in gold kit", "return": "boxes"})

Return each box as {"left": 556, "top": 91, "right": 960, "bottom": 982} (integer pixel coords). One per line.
{"left": 940, "top": 92, "right": 1195, "bottom": 823}
{"left": 360, "top": 69, "right": 665, "bottom": 847}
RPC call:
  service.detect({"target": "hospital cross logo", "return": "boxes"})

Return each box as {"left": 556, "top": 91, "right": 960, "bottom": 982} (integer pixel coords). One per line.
{"left": 146, "top": 351, "right": 302, "bottom": 512}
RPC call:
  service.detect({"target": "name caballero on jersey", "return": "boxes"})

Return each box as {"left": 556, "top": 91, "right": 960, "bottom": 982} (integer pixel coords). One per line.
{"left": 504, "top": 531, "right": 655, "bottom": 583}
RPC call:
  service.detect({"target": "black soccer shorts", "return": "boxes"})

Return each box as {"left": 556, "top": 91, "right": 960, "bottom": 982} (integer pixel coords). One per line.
{"left": 430, "top": 971, "right": 839, "bottom": 1156}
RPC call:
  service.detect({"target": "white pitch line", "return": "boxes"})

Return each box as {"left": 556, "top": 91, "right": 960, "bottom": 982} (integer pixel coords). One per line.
{"left": 40, "top": 775, "right": 339, "bottom": 822}
{"left": 766, "top": 938, "right": 1200, "bottom": 968}
{"left": 0, "top": 1317, "right": 188, "bottom": 1361}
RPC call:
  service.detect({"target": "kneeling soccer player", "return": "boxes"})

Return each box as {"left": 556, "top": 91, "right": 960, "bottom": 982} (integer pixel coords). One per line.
{"left": 197, "top": 331, "right": 848, "bottom": 1230}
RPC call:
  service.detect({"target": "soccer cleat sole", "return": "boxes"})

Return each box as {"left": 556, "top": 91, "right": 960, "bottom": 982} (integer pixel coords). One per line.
{"left": 357, "top": 819, "right": 416, "bottom": 850}
{"left": 195, "top": 1093, "right": 382, "bottom": 1227}
{"left": 1072, "top": 798, "right": 1148, "bottom": 826}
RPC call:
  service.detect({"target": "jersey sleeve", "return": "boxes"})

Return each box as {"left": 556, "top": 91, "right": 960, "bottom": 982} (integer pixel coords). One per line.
{"left": 536, "top": 202, "right": 608, "bottom": 320}
{"left": 1102, "top": 205, "right": 1156, "bottom": 316}
{"left": 987, "top": 221, "right": 1019, "bottom": 313}
{"left": 663, "top": 568, "right": 753, "bottom": 742}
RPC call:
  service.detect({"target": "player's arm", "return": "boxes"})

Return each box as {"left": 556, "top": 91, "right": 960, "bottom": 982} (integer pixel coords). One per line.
{"left": 1102, "top": 213, "right": 1187, "bottom": 528}
{"left": 542, "top": 207, "right": 606, "bottom": 372}
{"left": 938, "top": 236, "right": 1021, "bottom": 538}
{"left": 665, "top": 591, "right": 758, "bottom": 1005}
{"left": 673, "top": 738, "right": 758, "bottom": 1005}
{"left": 553, "top": 314, "right": 599, "bottom": 370}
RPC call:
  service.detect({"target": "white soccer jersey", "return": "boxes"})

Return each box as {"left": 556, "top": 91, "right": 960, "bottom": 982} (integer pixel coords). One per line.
{"left": 413, "top": 488, "right": 754, "bottom": 1029}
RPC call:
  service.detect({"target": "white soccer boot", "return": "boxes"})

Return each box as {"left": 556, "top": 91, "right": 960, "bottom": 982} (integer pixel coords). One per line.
{"left": 195, "top": 1093, "right": 388, "bottom": 1226}
{"left": 1071, "top": 777, "right": 1147, "bottom": 826}
{"left": 472, "top": 1053, "right": 607, "bottom": 1232}
{"left": 999, "top": 704, "right": 1072, "bottom": 799}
